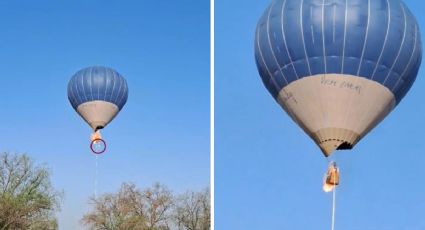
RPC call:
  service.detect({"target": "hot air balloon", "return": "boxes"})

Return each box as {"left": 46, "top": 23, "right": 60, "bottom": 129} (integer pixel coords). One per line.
{"left": 68, "top": 66, "right": 129, "bottom": 154}
{"left": 255, "top": 1, "right": 421, "bottom": 227}
{"left": 255, "top": 0, "right": 422, "bottom": 157}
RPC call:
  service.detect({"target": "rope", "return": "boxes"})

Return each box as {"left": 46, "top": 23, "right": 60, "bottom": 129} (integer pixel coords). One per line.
{"left": 331, "top": 182, "right": 336, "bottom": 230}
{"left": 324, "top": 156, "right": 338, "bottom": 230}
{"left": 94, "top": 155, "right": 98, "bottom": 199}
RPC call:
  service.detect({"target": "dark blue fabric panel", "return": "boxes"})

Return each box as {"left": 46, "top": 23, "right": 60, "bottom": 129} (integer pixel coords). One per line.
{"left": 255, "top": 0, "right": 422, "bottom": 104}
{"left": 324, "top": 1, "right": 345, "bottom": 58}
{"left": 258, "top": 22, "right": 280, "bottom": 81}
{"left": 269, "top": 0, "right": 289, "bottom": 69}
{"left": 343, "top": 1, "right": 368, "bottom": 75}
{"left": 256, "top": 58, "right": 276, "bottom": 94}
{"left": 395, "top": 48, "right": 422, "bottom": 99}
{"left": 374, "top": 0, "right": 404, "bottom": 81}
{"left": 267, "top": 76, "right": 280, "bottom": 97}
{"left": 293, "top": 59, "right": 311, "bottom": 78}
{"left": 309, "top": 57, "right": 325, "bottom": 76}
{"left": 104, "top": 68, "right": 116, "bottom": 102}
{"left": 281, "top": 64, "right": 298, "bottom": 83}
{"left": 302, "top": 2, "right": 324, "bottom": 75}
{"left": 358, "top": 58, "right": 376, "bottom": 77}
{"left": 396, "top": 62, "right": 418, "bottom": 101}
{"left": 273, "top": 70, "right": 288, "bottom": 89}
{"left": 283, "top": 0, "right": 307, "bottom": 64}
{"left": 255, "top": 11, "right": 276, "bottom": 96}
{"left": 76, "top": 70, "right": 87, "bottom": 102}
{"left": 67, "top": 66, "right": 129, "bottom": 111}
{"left": 392, "top": 9, "right": 414, "bottom": 75}
{"left": 360, "top": 1, "right": 389, "bottom": 71}
{"left": 373, "top": 64, "right": 391, "bottom": 84}
{"left": 344, "top": 57, "right": 362, "bottom": 76}
{"left": 255, "top": 32, "right": 281, "bottom": 97}
{"left": 258, "top": 7, "right": 287, "bottom": 90}
{"left": 326, "top": 56, "right": 342, "bottom": 73}
{"left": 255, "top": 54, "right": 274, "bottom": 96}
{"left": 383, "top": 72, "right": 401, "bottom": 90}
{"left": 255, "top": 6, "right": 279, "bottom": 95}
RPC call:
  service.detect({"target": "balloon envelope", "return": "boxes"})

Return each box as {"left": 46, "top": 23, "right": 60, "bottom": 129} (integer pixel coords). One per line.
{"left": 68, "top": 66, "right": 129, "bottom": 130}
{"left": 255, "top": 0, "right": 422, "bottom": 156}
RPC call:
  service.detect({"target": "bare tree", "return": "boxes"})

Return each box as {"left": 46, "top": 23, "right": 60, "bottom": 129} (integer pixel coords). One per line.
{"left": 82, "top": 183, "right": 147, "bottom": 230}
{"left": 143, "top": 183, "right": 173, "bottom": 230}
{"left": 0, "top": 152, "right": 61, "bottom": 230}
{"left": 82, "top": 183, "right": 173, "bottom": 230}
{"left": 174, "top": 189, "right": 210, "bottom": 230}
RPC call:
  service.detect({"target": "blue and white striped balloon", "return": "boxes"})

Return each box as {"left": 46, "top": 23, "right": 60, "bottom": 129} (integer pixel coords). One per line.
{"left": 255, "top": 0, "right": 422, "bottom": 156}
{"left": 68, "top": 66, "right": 129, "bottom": 131}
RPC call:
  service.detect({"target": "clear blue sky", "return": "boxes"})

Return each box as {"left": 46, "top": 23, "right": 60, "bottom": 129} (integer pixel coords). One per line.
{"left": 216, "top": 0, "right": 425, "bottom": 229}
{"left": 0, "top": 0, "right": 209, "bottom": 229}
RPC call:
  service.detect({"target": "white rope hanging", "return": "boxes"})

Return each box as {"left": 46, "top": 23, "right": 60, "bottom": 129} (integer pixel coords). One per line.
{"left": 94, "top": 155, "right": 98, "bottom": 199}
{"left": 331, "top": 183, "right": 336, "bottom": 230}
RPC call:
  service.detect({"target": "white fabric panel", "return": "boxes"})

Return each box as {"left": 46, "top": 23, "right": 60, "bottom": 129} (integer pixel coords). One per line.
{"left": 77, "top": 101, "right": 119, "bottom": 131}
{"left": 278, "top": 74, "right": 396, "bottom": 156}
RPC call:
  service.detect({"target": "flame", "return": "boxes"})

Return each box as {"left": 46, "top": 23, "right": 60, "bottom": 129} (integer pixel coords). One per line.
{"left": 323, "top": 183, "right": 335, "bottom": 193}
{"left": 90, "top": 130, "right": 102, "bottom": 143}
{"left": 322, "top": 162, "right": 339, "bottom": 193}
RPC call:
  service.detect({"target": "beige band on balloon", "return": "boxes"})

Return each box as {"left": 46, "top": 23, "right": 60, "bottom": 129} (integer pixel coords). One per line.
{"left": 277, "top": 74, "right": 396, "bottom": 156}
{"left": 77, "top": 100, "right": 119, "bottom": 131}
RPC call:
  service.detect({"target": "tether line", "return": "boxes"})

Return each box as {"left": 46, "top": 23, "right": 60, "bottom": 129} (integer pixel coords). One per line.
{"left": 331, "top": 170, "right": 337, "bottom": 230}
{"left": 94, "top": 155, "right": 98, "bottom": 199}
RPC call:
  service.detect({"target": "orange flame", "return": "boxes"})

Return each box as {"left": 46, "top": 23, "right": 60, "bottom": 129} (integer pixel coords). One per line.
{"left": 323, "top": 182, "right": 335, "bottom": 193}
{"left": 323, "top": 163, "right": 339, "bottom": 193}
{"left": 90, "top": 130, "right": 102, "bottom": 143}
